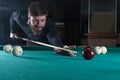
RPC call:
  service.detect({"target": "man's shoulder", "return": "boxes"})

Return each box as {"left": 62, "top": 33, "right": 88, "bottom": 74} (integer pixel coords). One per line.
{"left": 46, "top": 18, "right": 55, "bottom": 26}
{"left": 12, "top": 10, "right": 28, "bottom": 18}
{"left": 12, "top": 10, "right": 28, "bottom": 22}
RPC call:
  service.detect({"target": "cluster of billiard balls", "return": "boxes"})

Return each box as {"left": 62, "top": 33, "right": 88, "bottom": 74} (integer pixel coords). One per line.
{"left": 3, "top": 44, "right": 23, "bottom": 57}
{"left": 82, "top": 46, "right": 107, "bottom": 60}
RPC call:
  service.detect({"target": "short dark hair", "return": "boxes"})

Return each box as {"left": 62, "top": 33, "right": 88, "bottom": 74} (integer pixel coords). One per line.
{"left": 28, "top": 2, "right": 48, "bottom": 17}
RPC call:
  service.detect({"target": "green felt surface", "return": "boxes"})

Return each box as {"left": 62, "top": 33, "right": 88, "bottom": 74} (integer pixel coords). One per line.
{"left": 0, "top": 46, "right": 120, "bottom": 80}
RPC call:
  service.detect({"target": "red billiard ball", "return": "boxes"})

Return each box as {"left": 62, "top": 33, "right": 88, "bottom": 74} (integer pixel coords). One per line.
{"left": 82, "top": 46, "right": 94, "bottom": 60}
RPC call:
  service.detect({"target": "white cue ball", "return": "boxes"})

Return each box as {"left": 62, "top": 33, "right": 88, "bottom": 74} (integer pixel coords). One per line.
{"left": 94, "top": 46, "right": 102, "bottom": 54}
{"left": 12, "top": 46, "right": 23, "bottom": 57}
{"left": 101, "top": 46, "right": 107, "bottom": 54}
{"left": 3, "top": 44, "right": 13, "bottom": 53}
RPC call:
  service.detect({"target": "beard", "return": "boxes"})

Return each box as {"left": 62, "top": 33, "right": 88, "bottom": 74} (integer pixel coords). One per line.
{"left": 30, "top": 25, "right": 44, "bottom": 35}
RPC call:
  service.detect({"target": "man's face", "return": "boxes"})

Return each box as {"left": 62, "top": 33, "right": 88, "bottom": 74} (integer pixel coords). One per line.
{"left": 29, "top": 15, "right": 47, "bottom": 32}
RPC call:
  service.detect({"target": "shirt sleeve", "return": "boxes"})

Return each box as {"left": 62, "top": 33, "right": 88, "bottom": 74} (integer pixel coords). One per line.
{"left": 9, "top": 11, "right": 17, "bottom": 33}
{"left": 46, "top": 19, "right": 63, "bottom": 47}
{"left": 9, "top": 10, "right": 28, "bottom": 33}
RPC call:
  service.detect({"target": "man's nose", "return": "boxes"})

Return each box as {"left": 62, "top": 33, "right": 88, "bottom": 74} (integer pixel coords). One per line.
{"left": 37, "top": 21, "right": 42, "bottom": 26}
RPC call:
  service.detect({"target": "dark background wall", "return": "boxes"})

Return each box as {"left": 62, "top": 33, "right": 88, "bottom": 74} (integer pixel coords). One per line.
{"left": 117, "top": 0, "right": 120, "bottom": 33}
{"left": 90, "top": 0, "right": 116, "bottom": 33}
{"left": 0, "top": 0, "right": 81, "bottom": 45}
{"left": 63, "top": 0, "right": 80, "bottom": 45}
{"left": 81, "top": 0, "right": 117, "bottom": 34}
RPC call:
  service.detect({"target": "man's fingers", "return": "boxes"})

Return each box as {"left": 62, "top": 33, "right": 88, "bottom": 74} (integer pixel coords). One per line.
{"left": 64, "top": 45, "right": 76, "bottom": 49}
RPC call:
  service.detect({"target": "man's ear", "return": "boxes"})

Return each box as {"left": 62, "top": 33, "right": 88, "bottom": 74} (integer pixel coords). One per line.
{"left": 27, "top": 15, "right": 31, "bottom": 24}
{"left": 28, "top": 11, "right": 31, "bottom": 19}
{"left": 28, "top": 15, "right": 30, "bottom": 19}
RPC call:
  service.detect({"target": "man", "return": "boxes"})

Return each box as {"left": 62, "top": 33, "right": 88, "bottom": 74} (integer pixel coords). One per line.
{"left": 10, "top": 2, "right": 76, "bottom": 56}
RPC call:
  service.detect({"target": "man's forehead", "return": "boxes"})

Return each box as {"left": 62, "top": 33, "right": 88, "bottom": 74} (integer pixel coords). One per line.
{"left": 30, "top": 15, "right": 47, "bottom": 19}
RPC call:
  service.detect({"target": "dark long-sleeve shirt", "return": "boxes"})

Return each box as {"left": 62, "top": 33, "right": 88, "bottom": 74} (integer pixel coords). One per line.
{"left": 10, "top": 10, "right": 63, "bottom": 47}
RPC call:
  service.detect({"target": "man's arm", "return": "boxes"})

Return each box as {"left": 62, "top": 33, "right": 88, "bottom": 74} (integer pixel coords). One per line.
{"left": 10, "top": 11, "right": 23, "bottom": 39}
{"left": 46, "top": 19, "right": 63, "bottom": 47}
{"left": 46, "top": 19, "right": 76, "bottom": 56}
{"left": 9, "top": 10, "right": 28, "bottom": 39}
{"left": 9, "top": 12, "right": 17, "bottom": 39}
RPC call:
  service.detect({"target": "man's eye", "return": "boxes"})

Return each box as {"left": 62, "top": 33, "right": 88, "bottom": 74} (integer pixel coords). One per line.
{"left": 34, "top": 19, "right": 38, "bottom": 22}
{"left": 32, "top": 19, "right": 38, "bottom": 23}
{"left": 41, "top": 20, "right": 44, "bottom": 22}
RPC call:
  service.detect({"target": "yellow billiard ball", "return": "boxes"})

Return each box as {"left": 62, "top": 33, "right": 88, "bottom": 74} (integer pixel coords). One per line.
{"left": 3, "top": 44, "right": 13, "bottom": 53}
{"left": 12, "top": 46, "right": 23, "bottom": 57}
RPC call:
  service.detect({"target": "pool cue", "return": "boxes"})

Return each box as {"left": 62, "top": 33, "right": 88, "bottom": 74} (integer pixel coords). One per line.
{"left": 15, "top": 35, "right": 77, "bottom": 53}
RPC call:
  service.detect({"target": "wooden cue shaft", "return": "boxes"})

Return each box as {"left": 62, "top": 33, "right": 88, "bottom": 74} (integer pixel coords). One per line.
{"left": 15, "top": 36, "right": 77, "bottom": 53}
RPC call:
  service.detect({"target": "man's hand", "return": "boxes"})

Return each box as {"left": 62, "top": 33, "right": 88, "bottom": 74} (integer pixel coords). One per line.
{"left": 54, "top": 45, "right": 76, "bottom": 57}
{"left": 10, "top": 33, "right": 17, "bottom": 39}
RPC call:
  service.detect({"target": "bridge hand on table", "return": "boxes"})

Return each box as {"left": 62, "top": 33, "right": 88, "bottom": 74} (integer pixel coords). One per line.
{"left": 54, "top": 45, "right": 76, "bottom": 57}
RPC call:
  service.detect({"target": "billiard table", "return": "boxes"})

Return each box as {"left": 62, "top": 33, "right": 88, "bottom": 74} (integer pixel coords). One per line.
{"left": 0, "top": 46, "right": 120, "bottom": 80}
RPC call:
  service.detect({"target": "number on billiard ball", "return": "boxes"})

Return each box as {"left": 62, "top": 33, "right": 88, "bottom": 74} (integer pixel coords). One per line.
{"left": 82, "top": 46, "right": 94, "bottom": 60}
